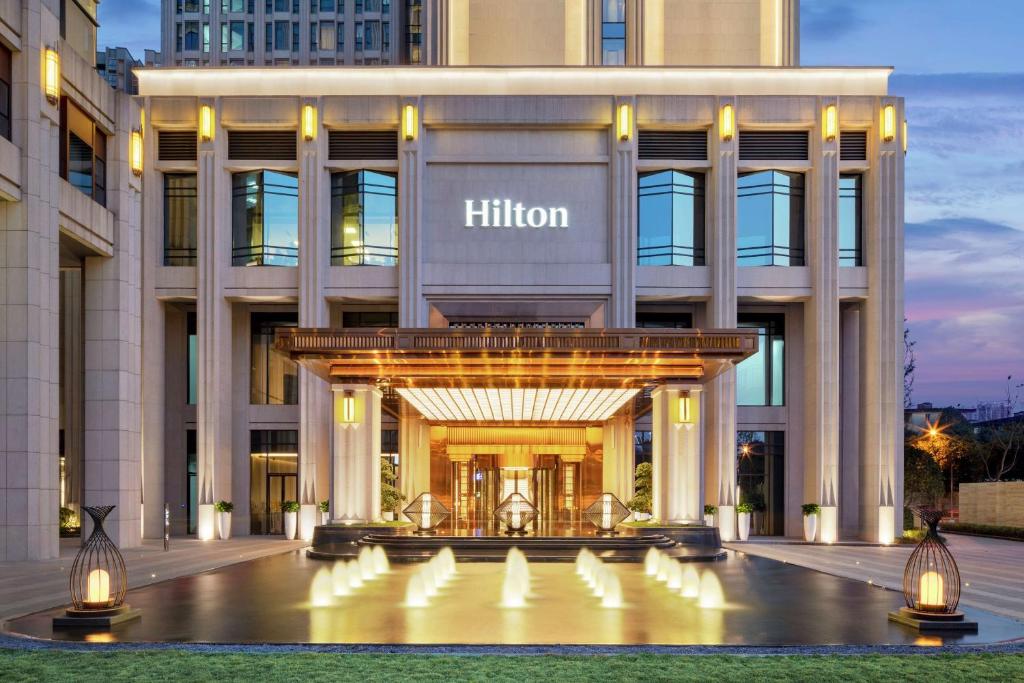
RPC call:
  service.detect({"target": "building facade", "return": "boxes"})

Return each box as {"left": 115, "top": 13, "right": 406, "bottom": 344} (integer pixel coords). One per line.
{"left": 0, "top": 0, "right": 141, "bottom": 560}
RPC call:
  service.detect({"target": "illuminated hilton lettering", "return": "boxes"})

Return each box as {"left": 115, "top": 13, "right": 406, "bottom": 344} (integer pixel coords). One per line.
{"left": 464, "top": 200, "right": 569, "bottom": 229}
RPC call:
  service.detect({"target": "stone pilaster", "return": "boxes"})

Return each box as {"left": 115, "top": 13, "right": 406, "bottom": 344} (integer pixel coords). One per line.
{"left": 705, "top": 96, "right": 739, "bottom": 540}
{"left": 602, "top": 413, "right": 635, "bottom": 503}
{"left": 332, "top": 385, "right": 382, "bottom": 523}
{"left": 609, "top": 96, "right": 637, "bottom": 327}
{"left": 651, "top": 385, "right": 703, "bottom": 522}
{"left": 398, "top": 400, "right": 430, "bottom": 507}
{"left": 399, "top": 97, "right": 425, "bottom": 327}
{"left": 60, "top": 269, "right": 84, "bottom": 518}
{"left": 805, "top": 96, "right": 841, "bottom": 543}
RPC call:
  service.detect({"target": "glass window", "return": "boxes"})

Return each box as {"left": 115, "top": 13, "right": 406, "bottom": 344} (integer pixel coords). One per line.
{"left": 177, "top": 23, "right": 183, "bottom": 51}
{"left": 185, "top": 0, "right": 200, "bottom": 10}
{"left": 342, "top": 311, "right": 399, "bottom": 327}
{"left": 187, "top": 312, "right": 197, "bottom": 405}
{"left": 633, "top": 430, "right": 652, "bottom": 469}
{"left": 601, "top": 0, "right": 626, "bottom": 65}
{"left": 220, "top": 22, "right": 228, "bottom": 51}
{"left": 266, "top": 22, "right": 274, "bottom": 49}
{"left": 292, "top": 21, "right": 300, "bottom": 50}
{"left": 202, "top": 23, "right": 210, "bottom": 52}
{"left": 184, "top": 21, "right": 200, "bottom": 50}
{"left": 319, "top": 21, "right": 336, "bottom": 50}
{"left": 737, "top": 170, "right": 805, "bottom": 266}
{"left": 248, "top": 21, "right": 254, "bottom": 51}
{"left": 249, "top": 430, "right": 298, "bottom": 535}
{"left": 231, "top": 170, "right": 299, "bottom": 267}
{"left": 60, "top": 98, "right": 106, "bottom": 207}
{"left": 330, "top": 170, "right": 398, "bottom": 266}
{"left": 186, "top": 430, "right": 197, "bottom": 535}
{"left": 637, "top": 170, "right": 705, "bottom": 266}
{"left": 839, "top": 174, "right": 863, "bottom": 267}
{"left": 736, "top": 431, "right": 785, "bottom": 536}
{"left": 635, "top": 310, "right": 693, "bottom": 328}
{"left": 337, "top": 21, "right": 344, "bottom": 51}
{"left": 231, "top": 21, "right": 245, "bottom": 50}
{"left": 310, "top": 21, "right": 318, "bottom": 50}
{"left": 0, "top": 45, "right": 10, "bottom": 141}
{"left": 250, "top": 312, "right": 299, "bottom": 405}
{"left": 164, "top": 174, "right": 198, "bottom": 266}
{"left": 275, "top": 20, "right": 289, "bottom": 49}
{"left": 355, "top": 21, "right": 362, "bottom": 50}
{"left": 274, "top": 0, "right": 288, "bottom": 10}
{"left": 736, "top": 314, "right": 784, "bottom": 407}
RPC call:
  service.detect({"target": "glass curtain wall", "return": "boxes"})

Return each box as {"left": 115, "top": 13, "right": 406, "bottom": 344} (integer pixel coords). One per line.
{"left": 231, "top": 170, "right": 299, "bottom": 266}
{"left": 249, "top": 430, "right": 299, "bottom": 535}
{"left": 736, "top": 314, "right": 784, "bottom": 406}
{"left": 250, "top": 312, "right": 299, "bottom": 404}
{"left": 164, "top": 173, "right": 198, "bottom": 265}
{"left": 737, "top": 170, "right": 805, "bottom": 266}
{"left": 736, "top": 431, "right": 785, "bottom": 535}
{"left": 601, "top": 0, "right": 626, "bottom": 64}
{"left": 330, "top": 170, "right": 398, "bottom": 265}
{"left": 637, "top": 170, "right": 706, "bottom": 266}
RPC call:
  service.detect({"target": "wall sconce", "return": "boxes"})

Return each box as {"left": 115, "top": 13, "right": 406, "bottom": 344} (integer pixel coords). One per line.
{"left": 199, "top": 104, "right": 214, "bottom": 142}
{"left": 677, "top": 393, "right": 694, "bottom": 427}
{"left": 340, "top": 391, "right": 356, "bottom": 423}
{"left": 616, "top": 103, "right": 632, "bottom": 142}
{"left": 44, "top": 48, "right": 60, "bottom": 104}
{"left": 882, "top": 104, "right": 896, "bottom": 142}
{"left": 719, "top": 104, "right": 735, "bottom": 142}
{"left": 902, "top": 119, "right": 908, "bottom": 154}
{"left": 301, "top": 104, "right": 317, "bottom": 141}
{"left": 823, "top": 104, "right": 838, "bottom": 142}
{"left": 402, "top": 103, "right": 418, "bottom": 141}
{"left": 129, "top": 130, "right": 143, "bottom": 177}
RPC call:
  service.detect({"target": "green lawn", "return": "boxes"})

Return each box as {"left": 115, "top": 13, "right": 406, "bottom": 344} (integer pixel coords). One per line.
{"left": 1, "top": 651, "right": 1022, "bottom": 682}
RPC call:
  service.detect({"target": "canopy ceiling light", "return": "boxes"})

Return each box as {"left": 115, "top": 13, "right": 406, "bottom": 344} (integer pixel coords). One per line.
{"left": 396, "top": 387, "right": 638, "bottom": 423}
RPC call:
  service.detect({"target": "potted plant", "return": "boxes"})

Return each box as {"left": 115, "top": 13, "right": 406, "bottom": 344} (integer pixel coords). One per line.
{"left": 736, "top": 502, "right": 754, "bottom": 541}
{"left": 703, "top": 504, "right": 717, "bottom": 527}
{"left": 802, "top": 503, "right": 821, "bottom": 542}
{"left": 318, "top": 500, "right": 330, "bottom": 526}
{"left": 214, "top": 500, "right": 233, "bottom": 540}
{"left": 627, "top": 462, "right": 653, "bottom": 521}
{"left": 380, "top": 459, "right": 405, "bottom": 521}
{"left": 282, "top": 500, "right": 300, "bottom": 539}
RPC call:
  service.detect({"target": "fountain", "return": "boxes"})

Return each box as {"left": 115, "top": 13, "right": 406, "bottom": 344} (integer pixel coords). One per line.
{"left": 438, "top": 547, "right": 457, "bottom": 576}
{"left": 420, "top": 563, "right": 440, "bottom": 597}
{"left": 644, "top": 547, "right": 660, "bottom": 576}
{"left": 346, "top": 559, "right": 364, "bottom": 588}
{"left": 309, "top": 567, "right": 333, "bottom": 607}
{"left": 680, "top": 565, "right": 700, "bottom": 598}
{"left": 666, "top": 562, "right": 683, "bottom": 590}
{"left": 698, "top": 570, "right": 725, "bottom": 609}
{"left": 405, "top": 571, "right": 429, "bottom": 608}
{"left": 501, "top": 547, "right": 530, "bottom": 607}
{"left": 575, "top": 548, "right": 590, "bottom": 576}
{"left": 358, "top": 546, "right": 377, "bottom": 580}
{"left": 593, "top": 563, "right": 607, "bottom": 597}
{"left": 601, "top": 567, "right": 623, "bottom": 608}
{"left": 371, "top": 546, "right": 390, "bottom": 574}
{"left": 331, "top": 561, "right": 351, "bottom": 597}
{"left": 656, "top": 554, "right": 673, "bottom": 582}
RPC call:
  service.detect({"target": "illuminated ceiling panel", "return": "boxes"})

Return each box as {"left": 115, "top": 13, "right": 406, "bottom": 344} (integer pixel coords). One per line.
{"left": 396, "top": 387, "right": 640, "bottom": 423}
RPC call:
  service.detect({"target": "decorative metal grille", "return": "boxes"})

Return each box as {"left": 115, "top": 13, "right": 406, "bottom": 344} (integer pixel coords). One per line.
{"left": 494, "top": 493, "right": 538, "bottom": 536}
{"left": 583, "top": 493, "right": 630, "bottom": 535}
{"left": 402, "top": 493, "right": 449, "bottom": 534}
{"left": 69, "top": 506, "right": 128, "bottom": 611}
{"left": 903, "top": 508, "right": 961, "bottom": 614}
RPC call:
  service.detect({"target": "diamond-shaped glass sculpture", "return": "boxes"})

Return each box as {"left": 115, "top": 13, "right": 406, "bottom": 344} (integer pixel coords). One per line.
{"left": 402, "top": 492, "right": 450, "bottom": 535}
{"left": 583, "top": 493, "right": 630, "bottom": 536}
{"left": 494, "top": 493, "right": 538, "bottom": 536}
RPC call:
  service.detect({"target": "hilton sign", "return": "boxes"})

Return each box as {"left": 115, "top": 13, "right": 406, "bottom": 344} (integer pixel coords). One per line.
{"left": 465, "top": 199, "right": 569, "bottom": 229}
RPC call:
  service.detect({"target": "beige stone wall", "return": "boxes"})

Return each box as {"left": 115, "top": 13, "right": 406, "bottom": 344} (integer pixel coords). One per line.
{"left": 960, "top": 482, "right": 1024, "bottom": 527}
{"left": 453, "top": 0, "right": 573, "bottom": 66}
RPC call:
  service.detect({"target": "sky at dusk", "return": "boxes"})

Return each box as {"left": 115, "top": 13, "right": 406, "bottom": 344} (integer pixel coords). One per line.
{"left": 97, "top": 0, "right": 1024, "bottom": 409}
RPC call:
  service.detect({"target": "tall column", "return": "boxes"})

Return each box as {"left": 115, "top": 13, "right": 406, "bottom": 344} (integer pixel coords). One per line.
{"left": 60, "top": 269, "right": 84, "bottom": 519}
{"left": 331, "top": 385, "right": 382, "bottom": 523}
{"left": 804, "top": 96, "right": 841, "bottom": 543}
{"left": 82, "top": 93, "right": 144, "bottom": 547}
{"left": 0, "top": 10, "right": 62, "bottom": 561}
{"left": 195, "top": 98, "right": 232, "bottom": 540}
{"left": 398, "top": 400, "right": 430, "bottom": 506}
{"left": 705, "top": 96, "right": 739, "bottom": 540}
{"left": 609, "top": 96, "right": 637, "bottom": 327}
{"left": 861, "top": 98, "right": 905, "bottom": 543}
{"left": 651, "top": 385, "right": 703, "bottom": 522}
{"left": 297, "top": 99, "right": 330, "bottom": 541}
{"left": 398, "top": 97, "right": 425, "bottom": 327}
{"left": 602, "top": 413, "right": 634, "bottom": 503}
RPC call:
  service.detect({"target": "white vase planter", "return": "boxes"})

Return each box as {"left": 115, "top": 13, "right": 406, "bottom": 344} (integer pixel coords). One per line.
{"left": 284, "top": 511, "right": 298, "bottom": 540}
{"left": 633, "top": 512, "right": 651, "bottom": 522}
{"left": 382, "top": 511, "right": 395, "bottom": 522}
{"left": 217, "top": 511, "right": 232, "bottom": 540}
{"left": 803, "top": 513, "right": 818, "bottom": 542}
{"left": 737, "top": 512, "right": 751, "bottom": 541}
{"left": 320, "top": 511, "right": 329, "bottom": 526}
{"left": 704, "top": 513, "right": 715, "bottom": 527}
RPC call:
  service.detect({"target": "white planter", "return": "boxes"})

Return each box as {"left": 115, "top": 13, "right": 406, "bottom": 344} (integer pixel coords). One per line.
{"left": 382, "top": 511, "right": 395, "bottom": 522}
{"left": 703, "top": 513, "right": 715, "bottom": 527}
{"left": 217, "top": 511, "right": 232, "bottom": 540}
{"left": 320, "top": 511, "right": 329, "bottom": 526}
{"left": 633, "top": 512, "right": 651, "bottom": 522}
{"left": 284, "top": 511, "right": 298, "bottom": 540}
{"left": 803, "top": 513, "right": 818, "bottom": 542}
{"left": 737, "top": 512, "right": 751, "bottom": 541}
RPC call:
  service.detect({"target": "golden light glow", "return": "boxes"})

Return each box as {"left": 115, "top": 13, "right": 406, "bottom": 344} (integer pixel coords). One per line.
{"left": 902, "top": 119, "right": 908, "bottom": 154}
{"left": 402, "top": 103, "right": 418, "bottom": 141}
{"left": 130, "top": 130, "right": 144, "bottom": 176}
{"left": 677, "top": 394, "right": 693, "bottom": 424}
{"left": 199, "top": 104, "right": 215, "bottom": 142}
{"left": 719, "top": 103, "right": 735, "bottom": 141}
{"left": 340, "top": 393, "right": 356, "bottom": 423}
{"left": 616, "top": 103, "right": 632, "bottom": 142}
{"left": 396, "top": 387, "right": 639, "bottom": 423}
{"left": 823, "top": 104, "right": 838, "bottom": 142}
{"left": 86, "top": 568, "right": 111, "bottom": 606}
{"left": 44, "top": 48, "right": 60, "bottom": 104}
{"left": 882, "top": 104, "right": 896, "bottom": 142}
{"left": 919, "top": 570, "right": 945, "bottom": 610}
{"left": 301, "top": 104, "right": 317, "bottom": 141}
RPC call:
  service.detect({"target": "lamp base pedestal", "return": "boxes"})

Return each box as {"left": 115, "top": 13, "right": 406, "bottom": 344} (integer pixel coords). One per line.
{"left": 888, "top": 607, "right": 978, "bottom": 633}
{"left": 53, "top": 605, "right": 142, "bottom": 629}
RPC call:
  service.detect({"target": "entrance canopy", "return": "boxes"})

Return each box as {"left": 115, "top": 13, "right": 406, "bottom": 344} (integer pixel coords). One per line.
{"left": 278, "top": 327, "right": 757, "bottom": 422}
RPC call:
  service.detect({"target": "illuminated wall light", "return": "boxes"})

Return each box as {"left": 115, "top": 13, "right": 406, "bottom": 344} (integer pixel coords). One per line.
{"left": 677, "top": 394, "right": 694, "bottom": 425}
{"left": 882, "top": 104, "right": 896, "bottom": 142}
{"left": 616, "top": 103, "right": 632, "bottom": 142}
{"left": 129, "top": 130, "right": 144, "bottom": 177}
{"left": 301, "top": 104, "right": 317, "bottom": 141}
{"left": 340, "top": 392, "right": 356, "bottom": 423}
{"left": 199, "top": 104, "right": 214, "bottom": 142}
{"left": 402, "top": 103, "right": 417, "bottom": 141}
{"left": 44, "top": 48, "right": 60, "bottom": 104}
{"left": 823, "top": 104, "right": 838, "bottom": 142}
{"left": 719, "top": 103, "right": 735, "bottom": 141}
{"left": 902, "top": 119, "right": 908, "bottom": 154}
